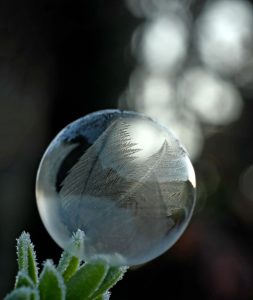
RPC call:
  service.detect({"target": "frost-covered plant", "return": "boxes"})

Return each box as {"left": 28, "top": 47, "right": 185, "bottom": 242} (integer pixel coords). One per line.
{"left": 4, "top": 231, "right": 127, "bottom": 300}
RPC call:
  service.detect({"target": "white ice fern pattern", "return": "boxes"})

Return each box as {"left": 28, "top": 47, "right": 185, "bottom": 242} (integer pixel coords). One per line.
{"left": 59, "top": 118, "right": 189, "bottom": 226}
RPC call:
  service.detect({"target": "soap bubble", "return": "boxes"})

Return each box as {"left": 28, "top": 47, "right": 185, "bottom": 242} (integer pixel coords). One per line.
{"left": 36, "top": 110, "right": 196, "bottom": 266}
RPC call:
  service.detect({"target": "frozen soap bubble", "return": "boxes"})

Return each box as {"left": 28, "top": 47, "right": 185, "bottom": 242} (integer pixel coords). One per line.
{"left": 36, "top": 110, "right": 196, "bottom": 266}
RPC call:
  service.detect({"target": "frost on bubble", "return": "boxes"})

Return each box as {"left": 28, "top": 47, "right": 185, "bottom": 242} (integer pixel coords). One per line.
{"left": 36, "top": 110, "right": 196, "bottom": 266}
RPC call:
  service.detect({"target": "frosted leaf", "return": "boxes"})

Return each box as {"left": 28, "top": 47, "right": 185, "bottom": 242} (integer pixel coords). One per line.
{"left": 36, "top": 110, "right": 196, "bottom": 266}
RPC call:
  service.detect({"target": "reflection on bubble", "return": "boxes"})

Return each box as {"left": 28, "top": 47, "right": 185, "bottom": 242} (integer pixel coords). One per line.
{"left": 196, "top": 0, "right": 253, "bottom": 76}
{"left": 36, "top": 110, "right": 196, "bottom": 266}
{"left": 127, "top": 118, "right": 166, "bottom": 161}
{"left": 179, "top": 67, "right": 243, "bottom": 125}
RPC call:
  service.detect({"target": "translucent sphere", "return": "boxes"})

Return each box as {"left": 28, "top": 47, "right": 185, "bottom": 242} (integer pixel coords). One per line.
{"left": 36, "top": 110, "right": 196, "bottom": 266}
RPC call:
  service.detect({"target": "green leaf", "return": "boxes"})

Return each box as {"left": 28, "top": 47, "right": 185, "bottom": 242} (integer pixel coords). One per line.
{"left": 4, "top": 287, "right": 39, "bottom": 300}
{"left": 15, "top": 271, "right": 34, "bottom": 289}
{"left": 62, "top": 256, "right": 80, "bottom": 282}
{"left": 30, "top": 289, "right": 40, "bottom": 300}
{"left": 92, "top": 266, "right": 127, "bottom": 299}
{"left": 93, "top": 291, "right": 111, "bottom": 300}
{"left": 17, "top": 233, "right": 29, "bottom": 271}
{"left": 38, "top": 260, "right": 65, "bottom": 300}
{"left": 27, "top": 242, "right": 38, "bottom": 285}
{"left": 16, "top": 232, "right": 38, "bottom": 284}
{"left": 8, "top": 232, "right": 126, "bottom": 300}
{"left": 57, "top": 230, "right": 84, "bottom": 282}
{"left": 103, "top": 292, "right": 110, "bottom": 300}
{"left": 66, "top": 260, "right": 109, "bottom": 300}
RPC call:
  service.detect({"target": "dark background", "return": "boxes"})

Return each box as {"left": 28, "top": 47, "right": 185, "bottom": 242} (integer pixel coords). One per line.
{"left": 1, "top": 1, "right": 253, "bottom": 299}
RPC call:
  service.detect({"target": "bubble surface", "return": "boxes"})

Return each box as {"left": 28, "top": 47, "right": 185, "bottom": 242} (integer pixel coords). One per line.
{"left": 36, "top": 110, "right": 196, "bottom": 266}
